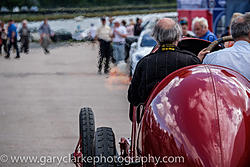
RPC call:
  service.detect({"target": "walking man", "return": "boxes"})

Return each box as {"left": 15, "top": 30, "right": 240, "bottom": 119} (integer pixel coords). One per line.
{"left": 5, "top": 19, "right": 20, "bottom": 59}
{"left": 39, "top": 19, "right": 53, "bottom": 54}
{"left": 19, "top": 20, "right": 30, "bottom": 54}
{"left": 96, "top": 17, "right": 112, "bottom": 74}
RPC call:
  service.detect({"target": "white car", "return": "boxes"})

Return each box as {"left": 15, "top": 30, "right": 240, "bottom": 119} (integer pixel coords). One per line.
{"left": 1, "top": 7, "right": 9, "bottom": 12}
{"left": 13, "top": 6, "right": 20, "bottom": 12}
{"left": 129, "top": 29, "right": 157, "bottom": 76}
{"left": 20, "top": 6, "right": 29, "bottom": 12}
{"left": 30, "top": 6, "right": 39, "bottom": 12}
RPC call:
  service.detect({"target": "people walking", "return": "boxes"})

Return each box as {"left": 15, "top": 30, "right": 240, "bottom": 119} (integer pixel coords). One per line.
{"left": 5, "top": 20, "right": 20, "bottom": 59}
{"left": 19, "top": 20, "right": 30, "bottom": 54}
{"left": 39, "top": 19, "right": 53, "bottom": 54}
{"left": 96, "top": 17, "right": 112, "bottom": 74}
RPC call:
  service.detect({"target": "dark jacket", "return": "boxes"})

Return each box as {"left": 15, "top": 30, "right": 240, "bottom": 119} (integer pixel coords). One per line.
{"left": 134, "top": 23, "right": 143, "bottom": 36}
{"left": 128, "top": 44, "right": 201, "bottom": 106}
{"left": 19, "top": 27, "right": 30, "bottom": 37}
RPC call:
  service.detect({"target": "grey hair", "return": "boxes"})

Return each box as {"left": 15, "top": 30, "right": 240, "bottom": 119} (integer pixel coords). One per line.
{"left": 231, "top": 13, "right": 250, "bottom": 39}
{"left": 191, "top": 17, "right": 208, "bottom": 30}
{"left": 152, "top": 22, "right": 182, "bottom": 44}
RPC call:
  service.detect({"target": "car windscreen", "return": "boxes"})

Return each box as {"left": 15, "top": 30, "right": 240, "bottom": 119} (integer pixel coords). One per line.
{"left": 140, "top": 34, "right": 157, "bottom": 47}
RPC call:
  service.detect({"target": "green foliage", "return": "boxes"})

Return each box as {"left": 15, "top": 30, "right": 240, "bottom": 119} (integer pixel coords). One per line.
{"left": 0, "top": 0, "right": 35, "bottom": 8}
{"left": 0, "top": 0, "right": 176, "bottom": 9}
{"left": 0, "top": 8, "right": 176, "bottom": 22}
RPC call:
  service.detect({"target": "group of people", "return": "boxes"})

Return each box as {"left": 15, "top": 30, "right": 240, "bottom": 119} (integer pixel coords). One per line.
{"left": 95, "top": 16, "right": 144, "bottom": 74}
{"left": 0, "top": 18, "right": 54, "bottom": 59}
{"left": 128, "top": 12, "right": 250, "bottom": 106}
{"left": 0, "top": 19, "right": 22, "bottom": 59}
{"left": 0, "top": 19, "right": 32, "bottom": 58}
{"left": 95, "top": 15, "right": 222, "bottom": 75}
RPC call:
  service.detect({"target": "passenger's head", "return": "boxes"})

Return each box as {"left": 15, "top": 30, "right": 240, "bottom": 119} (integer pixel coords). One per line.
{"left": 192, "top": 17, "right": 208, "bottom": 37}
{"left": 231, "top": 13, "right": 250, "bottom": 41}
{"left": 152, "top": 18, "right": 182, "bottom": 45}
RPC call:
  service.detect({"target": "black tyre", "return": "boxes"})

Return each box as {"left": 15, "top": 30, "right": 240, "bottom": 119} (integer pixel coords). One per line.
{"left": 79, "top": 107, "right": 95, "bottom": 166}
{"left": 94, "top": 127, "right": 116, "bottom": 167}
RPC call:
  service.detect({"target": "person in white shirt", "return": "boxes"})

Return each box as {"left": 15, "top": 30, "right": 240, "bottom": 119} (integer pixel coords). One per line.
{"left": 96, "top": 17, "right": 112, "bottom": 74}
{"left": 126, "top": 19, "right": 135, "bottom": 37}
{"left": 88, "top": 23, "right": 96, "bottom": 41}
{"left": 112, "top": 19, "right": 127, "bottom": 64}
{"left": 200, "top": 13, "right": 250, "bottom": 80}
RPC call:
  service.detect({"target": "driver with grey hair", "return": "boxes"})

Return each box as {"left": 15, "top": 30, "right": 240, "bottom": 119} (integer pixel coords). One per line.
{"left": 201, "top": 13, "right": 250, "bottom": 80}
{"left": 128, "top": 18, "right": 201, "bottom": 106}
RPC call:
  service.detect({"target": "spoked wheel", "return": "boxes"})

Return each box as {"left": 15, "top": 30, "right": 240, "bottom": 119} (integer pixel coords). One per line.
{"left": 94, "top": 127, "right": 116, "bottom": 167}
{"left": 72, "top": 107, "right": 95, "bottom": 167}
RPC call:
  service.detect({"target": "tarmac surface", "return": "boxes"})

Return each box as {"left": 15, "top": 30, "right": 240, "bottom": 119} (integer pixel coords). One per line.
{"left": 0, "top": 42, "right": 131, "bottom": 166}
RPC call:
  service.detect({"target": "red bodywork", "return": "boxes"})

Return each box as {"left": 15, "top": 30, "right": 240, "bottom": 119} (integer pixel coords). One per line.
{"left": 72, "top": 54, "right": 250, "bottom": 167}
{"left": 133, "top": 65, "right": 250, "bottom": 166}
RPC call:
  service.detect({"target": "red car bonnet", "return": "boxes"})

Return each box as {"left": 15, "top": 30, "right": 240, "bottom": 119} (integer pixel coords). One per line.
{"left": 141, "top": 65, "right": 250, "bottom": 166}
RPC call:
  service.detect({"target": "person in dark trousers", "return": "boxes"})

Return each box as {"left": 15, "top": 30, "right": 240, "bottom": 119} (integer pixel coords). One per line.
{"left": 96, "top": 17, "right": 112, "bottom": 74}
{"left": 5, "top": 20, "right": 20, "bottom": 59}
{"left": 19, "top": 20, "right": 30, "bottom": 54}
{"left": 128, "top": 18, "right": 204, "bottom": 106}
{"left": 0, "top": 21, "right": 8, "bottom": 56}
{"left": 39, "top": 19, "right": 53, "bottom": 54}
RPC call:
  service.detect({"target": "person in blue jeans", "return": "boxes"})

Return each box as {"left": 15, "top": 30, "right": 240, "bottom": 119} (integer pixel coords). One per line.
{"left": 192, "top": 17, "right": 217, "bottom": 42}
{"left": 5, "top": 20, "right": 20, "bottom": 59}
{"left": 112, "top": 19, "right": 127, "bottom": 64}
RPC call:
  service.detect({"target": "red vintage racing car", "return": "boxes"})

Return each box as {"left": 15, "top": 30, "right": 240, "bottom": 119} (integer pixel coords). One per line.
{"left": 72, "top": 37, "right": 250, "bottom": 167}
